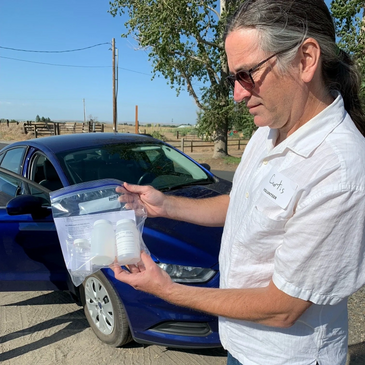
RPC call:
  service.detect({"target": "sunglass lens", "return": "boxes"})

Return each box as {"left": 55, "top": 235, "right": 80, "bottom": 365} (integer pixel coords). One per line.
{"left": 236, "top": 71, "right": 253, "bottom": 89}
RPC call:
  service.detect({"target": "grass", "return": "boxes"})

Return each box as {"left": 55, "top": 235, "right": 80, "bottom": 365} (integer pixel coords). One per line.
{"left": 223, "top": 156, "right": 241, "bottom": 165}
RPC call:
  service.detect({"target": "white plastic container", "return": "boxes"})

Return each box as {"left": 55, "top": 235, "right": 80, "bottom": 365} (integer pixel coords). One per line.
{"left": 71, "top": 238, "right": 91, "bottom": 274}
{"left": 116, "top": 219, "right": 141, "bottom": 265}
{"left": 90, "top": 219, "right": 116, "bottom": 266}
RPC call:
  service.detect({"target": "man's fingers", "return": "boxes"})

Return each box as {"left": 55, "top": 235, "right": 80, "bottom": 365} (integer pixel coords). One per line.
{"left": 110, "top": 263, "right": 131, "bottom": 279}
{"left": 126, "top": 264, "right": 140, "bottom": 273}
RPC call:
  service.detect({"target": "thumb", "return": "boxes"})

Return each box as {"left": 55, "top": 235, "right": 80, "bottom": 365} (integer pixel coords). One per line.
{"left": 123, "top": 182, "right": 147, "bottom": 194}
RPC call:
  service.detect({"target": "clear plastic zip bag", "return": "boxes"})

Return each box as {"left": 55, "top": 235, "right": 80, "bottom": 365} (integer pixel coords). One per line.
{"left": 50, "top": 179, "right": 148, "bottom": 287}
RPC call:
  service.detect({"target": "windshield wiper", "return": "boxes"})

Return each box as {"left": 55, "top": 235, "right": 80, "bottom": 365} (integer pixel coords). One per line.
{"left": 159, "top": 179, "right": 213, "bottom": 192}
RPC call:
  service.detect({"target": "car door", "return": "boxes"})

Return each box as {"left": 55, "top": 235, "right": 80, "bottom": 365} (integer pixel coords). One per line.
{"left": 0, "top": 167, "right": 69, "bottom": 291}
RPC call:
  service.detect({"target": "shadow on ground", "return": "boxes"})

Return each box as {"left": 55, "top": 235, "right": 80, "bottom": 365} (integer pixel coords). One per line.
{"left": 349, "top": 342, "right": 365, "bottom": 365}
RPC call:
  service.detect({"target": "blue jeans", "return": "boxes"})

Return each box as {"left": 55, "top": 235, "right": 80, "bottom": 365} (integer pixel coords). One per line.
{"left": 227, "top": 353, "right": 319, "bottom": 365}
{"left": 227, "top": 352, "right": 243, "bottom": 365}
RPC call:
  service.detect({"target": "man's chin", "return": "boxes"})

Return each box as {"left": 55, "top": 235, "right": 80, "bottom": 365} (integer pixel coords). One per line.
{"left": 253, "top": 116, "right": 269, "bottom": 128}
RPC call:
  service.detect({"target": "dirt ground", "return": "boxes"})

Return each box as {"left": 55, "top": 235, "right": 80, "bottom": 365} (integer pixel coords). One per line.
{"left": 0, "top": 290, "right": 228, "bottom": 365}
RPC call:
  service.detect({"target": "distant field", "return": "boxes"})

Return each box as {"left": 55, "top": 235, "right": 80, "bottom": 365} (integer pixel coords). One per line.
{"left": 0, "top": 122, "right": 246, "bottom": 160}
{"left": 0, "top": 122, "right": 195, "bottom": 142}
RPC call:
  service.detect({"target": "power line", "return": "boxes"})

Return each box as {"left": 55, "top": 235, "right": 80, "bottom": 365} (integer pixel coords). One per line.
{"left": 0, "top": 55, "right": 110, "bottom": 68}
{"left": 0, "top": 55, "right": 151, "bottom": 75}
{"left": 0, "top": 42, "right": 111, "bottom": 53}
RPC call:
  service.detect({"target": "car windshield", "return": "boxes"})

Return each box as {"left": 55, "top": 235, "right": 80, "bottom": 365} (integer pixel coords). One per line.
{"left": 56, "top": 142, "right": 213, "bottom": 190}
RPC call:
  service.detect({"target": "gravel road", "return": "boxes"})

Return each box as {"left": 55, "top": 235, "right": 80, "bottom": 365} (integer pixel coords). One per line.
{"left": 0, "top": 287, "right": 364, "bottom": 365}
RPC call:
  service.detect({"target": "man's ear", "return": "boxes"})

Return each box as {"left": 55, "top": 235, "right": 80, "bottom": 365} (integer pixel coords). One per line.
{"left": 299, "top": 38, "right": 321, "bottom": 83}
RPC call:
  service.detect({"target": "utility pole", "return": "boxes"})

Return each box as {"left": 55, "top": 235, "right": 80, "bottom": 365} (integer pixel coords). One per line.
{"left": 135, "top": 105, "right": 139, "bottom": 134}
{"left": 112, "top": 38, "right": 117, "bottom": 132}
{"left": 83, "top": 98, "right": 86, "bottom": 123}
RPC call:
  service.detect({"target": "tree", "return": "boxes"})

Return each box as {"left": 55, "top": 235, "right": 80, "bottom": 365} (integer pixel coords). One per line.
{"left": 109, "top": 0, "right": 255, "bottom": 158}
{"left": 330, "top": 0, "right": 365, "bottom": 107}
{"left": 35, "top": 115, "right": 52, "bottom": 124}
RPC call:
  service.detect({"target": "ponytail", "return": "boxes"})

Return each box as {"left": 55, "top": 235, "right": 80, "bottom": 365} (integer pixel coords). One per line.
{"left": 323, "top": 47, "right": 365, "bottom": 136}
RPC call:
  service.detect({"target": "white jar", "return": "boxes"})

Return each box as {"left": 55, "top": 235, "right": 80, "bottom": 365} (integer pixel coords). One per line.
{"left": 116, "top": 219, "right": 140, "bottom": 265}
{"left": 72, "top": 238, "right": 91, "bottom": 273}
{"left": 90, "top": 219, "right": 116, "bottom": 266}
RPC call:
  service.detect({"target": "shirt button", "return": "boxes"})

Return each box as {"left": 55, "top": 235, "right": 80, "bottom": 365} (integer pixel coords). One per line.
{"left": 263, "top": 160, "right": 268, "bottom": 165}
{"left": 245, "top": 192, "right": 249, "bottom": 198}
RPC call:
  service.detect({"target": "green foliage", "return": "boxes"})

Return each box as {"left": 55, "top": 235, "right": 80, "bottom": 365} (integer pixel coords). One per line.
{"left": 35, "top": 115, "right": 52, "bottom": 123}
{"left": 196, "top": 95, "right": 256, "bottom": 140}
{"left": 151, "top": 130, "right": 167, "bottom": 141}
{"left": 176, "top": 127, "right": 197, "bottom": 136}
{"left": 331, "top": 0, "right": 365, "bottom": 106}
{"left": 109, "top": 0, "right": 253, "bottom": 155}
{"left": 231, "top": 102, "right": 257, "bottom": 139}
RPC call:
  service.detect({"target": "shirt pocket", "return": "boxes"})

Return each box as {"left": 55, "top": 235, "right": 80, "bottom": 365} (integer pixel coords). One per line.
{"left": 234, "top": 205, "right": 287, "bottom": 261}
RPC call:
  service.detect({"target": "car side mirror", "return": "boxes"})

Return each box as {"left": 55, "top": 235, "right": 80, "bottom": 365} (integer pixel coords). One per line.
{"left": 6, "top": 195, "right": 51, "bottom": 219}
{"left": 200, "top": 163, "right": 211, "bottom": 171}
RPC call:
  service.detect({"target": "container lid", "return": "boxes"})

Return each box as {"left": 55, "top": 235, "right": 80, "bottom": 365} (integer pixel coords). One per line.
{"left": 116, "top": 218, "right": 135, "bottom": 226}
{"left": 74, "top": 238, "right": 90, "bottom": 248}
{"left": 93, "top": 219, "right": 112, "bottom": 226}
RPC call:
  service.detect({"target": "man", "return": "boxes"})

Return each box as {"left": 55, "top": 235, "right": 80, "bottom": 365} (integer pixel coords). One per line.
{"left": 113, "top": 1, "right": 365, "bottom": 364}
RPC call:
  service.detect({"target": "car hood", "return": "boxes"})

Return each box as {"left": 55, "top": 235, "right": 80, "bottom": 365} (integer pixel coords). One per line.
{"left": 142, "top": 182, "right": 230, "bottom": 270}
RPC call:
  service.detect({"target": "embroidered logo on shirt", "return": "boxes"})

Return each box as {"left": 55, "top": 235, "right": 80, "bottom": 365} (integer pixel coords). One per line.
{"left": 261, "top": 169, "right": 297, "bottom": 209}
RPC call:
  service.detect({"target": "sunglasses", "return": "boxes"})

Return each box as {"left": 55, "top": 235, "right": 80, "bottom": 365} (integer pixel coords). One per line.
{"left": 226, "top": 46, "right": 296, "bottom": 90}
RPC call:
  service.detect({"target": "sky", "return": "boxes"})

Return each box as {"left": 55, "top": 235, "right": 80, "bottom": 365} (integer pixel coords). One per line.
{"left": 0, "top": 0, "right": 201, "bottom": 125}
{"left": 0, "top": 0, "right": 334, "bottom": 126}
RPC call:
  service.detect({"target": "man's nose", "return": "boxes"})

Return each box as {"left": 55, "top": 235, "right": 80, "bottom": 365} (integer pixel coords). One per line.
{"left": 233, "top": 82, "right": 252, "bottom": 103}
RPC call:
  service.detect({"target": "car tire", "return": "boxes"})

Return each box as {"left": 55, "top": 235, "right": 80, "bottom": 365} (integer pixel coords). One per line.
{"left": 80, "top": 270, "right": 133, "bottom": 347}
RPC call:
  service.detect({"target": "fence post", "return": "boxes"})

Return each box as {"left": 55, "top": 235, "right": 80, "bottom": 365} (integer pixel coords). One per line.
{"left": 191, "top": 140, "right": 193, "bottom": 153}
{"left": 238, "top": 139, "right": 241, "bottom": 150}
{"left": 181, "top": 138, "right": 185, "bottom": 152}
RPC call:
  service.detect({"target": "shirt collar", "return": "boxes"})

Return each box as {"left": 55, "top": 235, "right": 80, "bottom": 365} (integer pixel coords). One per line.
{"left": 266, "top": 93, "right": 346, "bottom": 158}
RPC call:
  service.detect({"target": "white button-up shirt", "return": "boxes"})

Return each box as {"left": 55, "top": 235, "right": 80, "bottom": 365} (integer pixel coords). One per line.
{"left": 219, "top": 94, "right": 365, "bottom": 365}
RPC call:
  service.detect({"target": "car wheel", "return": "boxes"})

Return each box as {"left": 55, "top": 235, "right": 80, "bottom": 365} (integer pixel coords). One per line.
{"left": 81, "top": 270, "right": 133, "bottom": 347}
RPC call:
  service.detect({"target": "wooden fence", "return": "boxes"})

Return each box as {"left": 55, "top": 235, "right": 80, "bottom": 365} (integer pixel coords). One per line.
{"left": 23, "top": 121, "right": 104, "bottom": 138}
{"left": 14, "top": 121, "right": 247, "bottom": 153}
{"left": 169, "top": 138, "right": 248, "bottom": 153}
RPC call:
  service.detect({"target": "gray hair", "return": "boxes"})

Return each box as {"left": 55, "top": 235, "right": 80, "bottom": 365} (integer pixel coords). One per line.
{"left": 224, "top": 0, "right": 365, "bottom": 135}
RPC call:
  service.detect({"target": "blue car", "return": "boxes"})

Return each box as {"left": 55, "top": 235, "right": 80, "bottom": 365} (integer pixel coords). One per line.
{"left": 0, "top": 132, "right": 231, "bottom": 348}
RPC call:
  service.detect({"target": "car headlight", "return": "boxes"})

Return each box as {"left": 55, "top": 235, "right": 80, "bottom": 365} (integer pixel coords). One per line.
{"left": 157, "top": 263, "right": 216, "bottom": 283}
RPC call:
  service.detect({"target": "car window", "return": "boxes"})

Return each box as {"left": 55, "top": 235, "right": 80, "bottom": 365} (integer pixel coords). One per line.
{"left": 29, "top": 153, "right": 63, "bottom": 191}
{"left": 0, "top": 147, "right": 26, "bottom": 174}
{"left": 0, "top": 168, "right": 50, "bottom": 207}
{"left": 56, "top": 142, "right": 213, "bottom": 190}
{"left": 30, "top": 154, "right": 48, "bottom": 183}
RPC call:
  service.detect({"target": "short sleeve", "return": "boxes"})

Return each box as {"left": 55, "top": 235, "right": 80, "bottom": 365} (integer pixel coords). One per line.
{"left": 273, "top": 187, "right": 365, "bottom": 305}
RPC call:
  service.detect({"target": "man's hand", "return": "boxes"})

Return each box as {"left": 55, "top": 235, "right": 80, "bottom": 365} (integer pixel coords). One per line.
{"left": 111, "top": 251, "right": 175, "bottom": 298}
{"left": 111, "top": 253, "right": 312, "bottom": 327}
{"left": 116, "top": 182, "right": 168, "bottom": 218}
